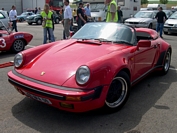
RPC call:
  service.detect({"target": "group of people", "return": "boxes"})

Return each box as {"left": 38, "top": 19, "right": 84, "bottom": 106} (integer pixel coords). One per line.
{"left": 3, "top": 0, "right": 167, "bottom": 46}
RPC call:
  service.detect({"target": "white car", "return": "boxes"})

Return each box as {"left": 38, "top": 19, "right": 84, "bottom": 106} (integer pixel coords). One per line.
{"left": 0, "top": 10, "right": 9, "bottom": 28}
{"left": 164, "top": 11, "right": 177, "bottom": 34}
{"left": 124, "top": 11, "right": 158, "bottom": 29}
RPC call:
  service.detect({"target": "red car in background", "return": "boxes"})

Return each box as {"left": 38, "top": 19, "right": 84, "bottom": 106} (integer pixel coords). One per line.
{"left": 8, "top": 22, "right": 171, "bottom": 113}
{"left": 0, "top": 21, "right": 33, "bottom": 53}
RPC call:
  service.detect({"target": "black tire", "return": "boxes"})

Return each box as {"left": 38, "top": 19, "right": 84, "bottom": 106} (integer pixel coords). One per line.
{"left": 160, "top": 49, "right": 171, "bottom": 75}
{"left": 55, "top": 18, "right": 59, "bottom": 24}
{"left": 11, "top": 39, "right": 25, "bottom": 53}
{"left": 37, "top": 19, "right": 42, "bottom": 25}
{"left": 164, "top": 31, "right": 168, "bottom": 35}
{"left": 28, "top": 22, "right": 32, "bottom": 25}
{"left": 148, "top": 23, "right": 152, "bottom": 29}
{"left": 19, "top": 18, "right": 23, "bottom": 22}
{"left": 104, "top": 71, "right": 130, "bottom": 113}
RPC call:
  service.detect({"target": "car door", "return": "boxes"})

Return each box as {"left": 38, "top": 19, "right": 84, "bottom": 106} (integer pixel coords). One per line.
{"left": 152, "top": 12, "right": 157, "bottom": 29}
{"left": 0, "top": 12, "right": 9, "bottom": 28}
{"left": 133, "top": 32, "right": 159, "bottom": 81}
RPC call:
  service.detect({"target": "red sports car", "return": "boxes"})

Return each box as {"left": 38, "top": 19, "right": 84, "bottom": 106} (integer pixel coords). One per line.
{"left": 0, "top": 21, "right": 33, "bottom": 53}
{"left": 8, "top": 22, "right": 171, "bottom": 113}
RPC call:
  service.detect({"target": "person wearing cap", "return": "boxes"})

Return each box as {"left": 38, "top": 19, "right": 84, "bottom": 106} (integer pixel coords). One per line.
{"left": 104, "top": 0, "right": 118, "bottom": 22}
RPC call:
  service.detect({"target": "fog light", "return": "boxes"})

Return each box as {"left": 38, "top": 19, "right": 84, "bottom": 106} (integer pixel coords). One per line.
{"left": 66, "top": 96, "right": 81, "bottom": 101}
{"left": 60, "top": 102, "right": 74, "bottom": 109}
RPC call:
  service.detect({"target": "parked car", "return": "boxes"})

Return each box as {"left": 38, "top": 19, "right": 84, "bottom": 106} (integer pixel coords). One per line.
{"left": 0, "top": 10, "right": 9, "bottom": 28}
{"left": 164, "top": 11, "right": 177, "bottom": 34}
{"left": 163, "top": 10, "right": 173, "bottom": 19}
{"left": 124, "top": 10, "right": 158, "bottom": 29}
{"left": 26, "top": 11, "right": 62, "bottom": 25}
{"left": 8, "top": 22, "right": 172, "bottom": 113}
{"left": 0, "top": 21, "right": 33, "bottom": 53}
{"left": 17, "top": 12, "right": 35, "bottom": 22}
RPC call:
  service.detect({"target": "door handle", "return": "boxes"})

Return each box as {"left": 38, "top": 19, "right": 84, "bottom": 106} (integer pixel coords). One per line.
{"left": 153, "top": 45, "right": 157, "bottom": 48}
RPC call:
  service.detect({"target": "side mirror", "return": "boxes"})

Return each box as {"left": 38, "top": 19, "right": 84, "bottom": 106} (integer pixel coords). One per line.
{"left": 137, "top": 40, "right": 151, "bottom": 48}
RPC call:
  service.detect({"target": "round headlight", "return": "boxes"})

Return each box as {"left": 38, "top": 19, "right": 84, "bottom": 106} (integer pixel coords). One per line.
{"left": 76, "top": 66, "right": 90, "bottom": 85}
{"left": 14, "top": 53, "right": 23, "bottom": 68}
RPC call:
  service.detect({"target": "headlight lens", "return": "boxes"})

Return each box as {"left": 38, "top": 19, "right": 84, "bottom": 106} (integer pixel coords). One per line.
{"left": 14, "top": 53, "right": 23, "bottom": 68}
{"left": 76, "top": 66, "right": 90, "bottom": 85}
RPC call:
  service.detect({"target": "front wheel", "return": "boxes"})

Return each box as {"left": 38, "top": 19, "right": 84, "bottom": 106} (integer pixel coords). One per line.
{"left": 37, "top": 19, "right": 42, "bottom": 25}
{"left": 148, "top": 23, "right": 152, "bottom": 29}
{"left": 164, "top": 31, "right": 168, "bottom": 35}
{"left": 55, "top": 18, "right": 59, "bottom": 24}
{"left": 104, "top": 71, "right": 130, "bottom": 113}
{"left": 11, "top": 39, "right": 25, "bottom": 53}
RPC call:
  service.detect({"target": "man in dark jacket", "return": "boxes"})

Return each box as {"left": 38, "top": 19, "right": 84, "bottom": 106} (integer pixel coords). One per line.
{"left": 155, "top": 7, "right": 167, "bottom": 38}
{"left": 117, "top": 5, "right": 123, "bottom": 23}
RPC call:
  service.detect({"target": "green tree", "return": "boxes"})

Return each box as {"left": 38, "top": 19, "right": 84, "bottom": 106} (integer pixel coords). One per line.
{"left": 141, "top": 0, "right": 148, "bottom": 5}
{"left": 160, "top": 0, "right": 168, "bottom": 4}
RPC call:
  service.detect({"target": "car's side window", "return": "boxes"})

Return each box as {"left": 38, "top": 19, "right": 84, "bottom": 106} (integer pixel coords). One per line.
{"left": 0, "top": 13, "right": 5, "bottom": 19}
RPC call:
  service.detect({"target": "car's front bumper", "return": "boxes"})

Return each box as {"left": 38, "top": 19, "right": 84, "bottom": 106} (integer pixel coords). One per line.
{"left": 8, "top": 70, "right": 108, "bottom": 112}
{"left": 26, "top": 19, "right": 36, "bottom": 23}
{"left": 163, "top": 25, "right": 177, "bottom": 33}
{"left": 125, "top": 23, "right": 149, "bottom": 28}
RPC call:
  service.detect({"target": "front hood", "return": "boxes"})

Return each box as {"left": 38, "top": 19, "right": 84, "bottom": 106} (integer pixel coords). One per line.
{"left": 27, "top": 14, "right": 38, "bottom": 18}
{"left": 126, "top": 18, "right": 152, "bottom": 23}
{"left": 21, "top": 39, "right": 127, "bottom": 86}
{"left": 165, "top": 19, "right": 177, "bottom": 25}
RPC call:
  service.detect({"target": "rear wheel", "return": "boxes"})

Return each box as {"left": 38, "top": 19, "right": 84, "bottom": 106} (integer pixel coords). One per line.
{"left": 55, "top": 18, "right": 59, "bottom": 24}
{"left": 160, "top": 49, "right": 171, "bottom": 75}
{"left": 104, "top": 71, "right": 130, "bottom": 113}
{"left": 37, "top": 19, "right": 42, "bottom": 25}
{"left": 11, "top": 39, "right": 25, "bottom": 53}
{"left": 28, "top": 22, "right": 32, "bottom": 25}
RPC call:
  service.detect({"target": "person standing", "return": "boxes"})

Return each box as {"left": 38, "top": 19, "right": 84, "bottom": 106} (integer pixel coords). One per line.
{"left": 72, "top": 9, "right": 77, "bottom": 23}
{"left": 117, "top": 5, "right": 123, "bottom": 23}
{"left": 34, "top": 7, "right": 38, "bottom": 14}
{"left": 9, "top": 5, "right": 18, "bottom": 32}
{"left": 104, "top": 0, "right": 118, "bottom": 22}
{"left": 77, "top": 3, "right": 86, "bottom": 30}
{"left": 84, "top": 3, "right": 91, "bottom": 21}
{"left": 155, "top": 7, "right": 167, "bottom": 38}
{"left": 63, "top": 0, "right": 72, "bottom": 39}
{"left": 41, "top": 4, "right": 55, "bottom": 44}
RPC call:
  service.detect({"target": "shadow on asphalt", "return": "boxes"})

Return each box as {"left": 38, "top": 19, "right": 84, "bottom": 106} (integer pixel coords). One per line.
{"left": 11, "top": 69, "right": 176, "bottom": 133}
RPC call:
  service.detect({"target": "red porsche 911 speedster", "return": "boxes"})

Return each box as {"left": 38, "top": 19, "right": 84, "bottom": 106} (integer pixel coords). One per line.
{"left": 0, "top": 21, "right": 33, "bottom": 53}
{"left": 8, "top": 22, "right": 172, "bottom": 113}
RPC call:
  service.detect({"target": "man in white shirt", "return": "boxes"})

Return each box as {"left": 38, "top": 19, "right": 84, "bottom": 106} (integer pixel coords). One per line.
{"left": 9, "top": 5, "right": 18, "bottom": 32}
{"left": 63, "top": 0, "right": 72, "bottom": 39}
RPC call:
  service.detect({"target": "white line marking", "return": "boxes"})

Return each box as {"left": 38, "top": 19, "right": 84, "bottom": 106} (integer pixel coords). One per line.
{"left": 26, "top": 45, "right": 36, "bottom": 48}
{"left": 169, "top": 67, "right": 177, "bottom": 71}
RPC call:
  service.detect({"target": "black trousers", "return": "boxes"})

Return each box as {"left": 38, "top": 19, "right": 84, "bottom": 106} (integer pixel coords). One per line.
{"left": 11, "top": 20, "right": 18, "bottom": 32}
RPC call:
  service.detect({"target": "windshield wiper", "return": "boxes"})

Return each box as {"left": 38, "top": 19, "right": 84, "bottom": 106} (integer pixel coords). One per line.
{"left": 94, "top": 38, "right": 113, "bottom": 42}
{"left": 169, "top": 18, "right": 177, "bottom": 19}
{"left": 112, "top": 40, "right": 132, "bottom": 45}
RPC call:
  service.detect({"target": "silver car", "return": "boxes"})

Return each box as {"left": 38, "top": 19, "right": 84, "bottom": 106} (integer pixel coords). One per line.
{"left": 164, "top": 11, "right": 177, "bottom": 34}
{"left": 0, "top": 10, "right": 9, "bottom": 28}
{"left": 125, "top": 11, "right": 158, "bottom": 29}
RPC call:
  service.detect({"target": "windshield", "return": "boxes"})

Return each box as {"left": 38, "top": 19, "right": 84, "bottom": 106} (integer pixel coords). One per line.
{"left": 169, "top": 12, "right": 177, "bottom": 19}
{"left": 90, "top": 3, "right": 106, "bottom": 12}
{"left": 134, "top": 11, "right": 153, "bottom": 18}
{"left": 72, "top": 23, "right": 135, "bottom": 45}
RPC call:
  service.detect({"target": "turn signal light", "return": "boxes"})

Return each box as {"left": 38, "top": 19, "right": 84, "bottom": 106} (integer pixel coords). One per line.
{"left": 66, "top": 96, "right": 81, "bottom": 101}
{"left": 98, "top": 17, "right": 101, "bottom": 21}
